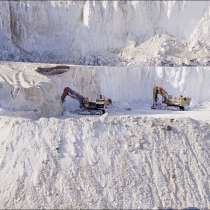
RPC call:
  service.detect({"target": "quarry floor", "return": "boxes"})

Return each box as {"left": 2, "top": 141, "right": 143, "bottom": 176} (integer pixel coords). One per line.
{"left": 61, "top": 103, "right": 210, "bottom": 124}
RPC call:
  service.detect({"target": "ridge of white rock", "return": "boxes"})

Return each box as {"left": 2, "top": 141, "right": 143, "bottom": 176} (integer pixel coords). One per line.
{"left": 0, "top": 62, "right": 63, "bottom": 118}
{"left": 1, "top": 1, "right": 210, "bottom": 65}
{"left": 0, "top": 116, "right": 209, "bottom": 209}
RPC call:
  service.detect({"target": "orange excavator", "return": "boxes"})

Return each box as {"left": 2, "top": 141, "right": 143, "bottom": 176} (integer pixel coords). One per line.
{"left": 61, "top": 87, "right": 112, "bottom": 115}
{"left": 151, "top": 86, "right": 191, "bottom": 111}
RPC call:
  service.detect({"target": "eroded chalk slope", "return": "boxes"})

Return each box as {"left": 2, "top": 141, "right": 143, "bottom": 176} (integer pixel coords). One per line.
{"left": 0, "top": 116, "right": 209, "bottom": 209}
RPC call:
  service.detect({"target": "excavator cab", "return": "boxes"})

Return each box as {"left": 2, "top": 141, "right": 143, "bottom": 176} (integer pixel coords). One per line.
{"left": 168, "top": 95, "right": 173, "bottom": 99}
{"left": 80, "top": 97, "right": 112, "bottom": 115}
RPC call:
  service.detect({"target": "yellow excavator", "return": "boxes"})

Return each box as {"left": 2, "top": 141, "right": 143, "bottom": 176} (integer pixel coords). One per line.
{"left": 61, "top": 87, "right": 112, "bottom": 115}
{"left": 151, "top": 86, "right": 191, "bottom": 111}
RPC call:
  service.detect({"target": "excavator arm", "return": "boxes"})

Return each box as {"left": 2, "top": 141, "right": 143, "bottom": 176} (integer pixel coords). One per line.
{"left": 153, "top": 86, "right": 169, "bottom": 105}
{"left": 61, "top": 87, "right": 87, "bottom": 106}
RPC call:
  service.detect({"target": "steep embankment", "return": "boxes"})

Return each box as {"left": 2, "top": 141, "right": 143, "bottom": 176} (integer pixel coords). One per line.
{"left": 1, "top": 1, "right": 210, "bottom": 65}
{"left": 0, "top": 116, "right": 209, "bottom": 209}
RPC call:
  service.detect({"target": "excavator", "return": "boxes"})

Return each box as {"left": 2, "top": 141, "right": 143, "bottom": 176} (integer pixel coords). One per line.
{"left": 61, "top": 87, "right": 112, "bottom": 115}
{"left": 151, "top": 86, "right": 191, "bottom": 111}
